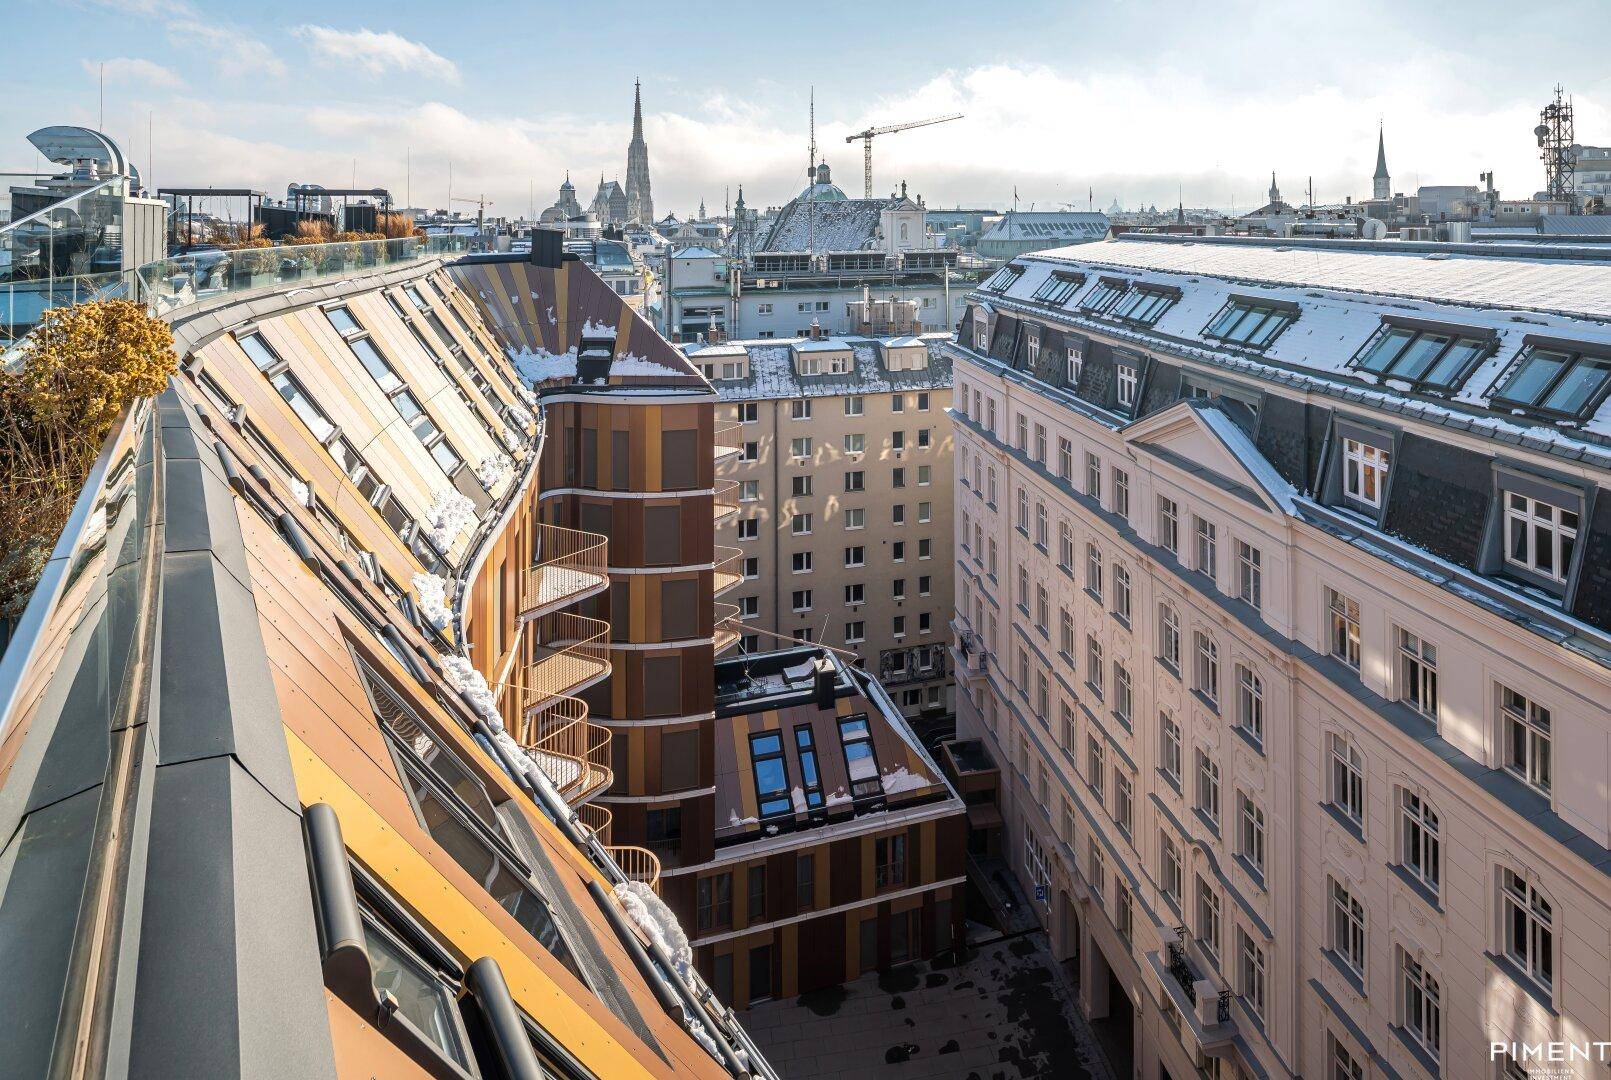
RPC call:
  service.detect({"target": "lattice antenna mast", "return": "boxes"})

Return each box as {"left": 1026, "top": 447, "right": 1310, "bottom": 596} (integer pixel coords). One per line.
{"left": 1536, "top": 85, "right": 1576, "bottom": 203}
{"left": 807, "top": 86, "right": 816, "bottom": 257}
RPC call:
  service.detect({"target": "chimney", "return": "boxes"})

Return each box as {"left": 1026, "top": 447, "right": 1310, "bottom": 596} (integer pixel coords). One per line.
{"left": 809, "top": 318, "right": 823, "bottom": 341}
{"left": 812, "top": 655, "right": 836, "bottom": 710}
{"left": 530, "top": 227, "right": 563, "bottom": 268}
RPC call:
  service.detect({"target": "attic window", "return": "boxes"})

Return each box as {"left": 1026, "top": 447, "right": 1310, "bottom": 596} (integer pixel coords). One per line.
{"left": 1490, "top": 338, "right": 1611, "bottom": 421}
{"left": 1203, "top": 296, "right": 1299, "bottom": 350}
{"left": 749, "top": 732, "right": 795, "bottom": 818}
{"left": 984, "top": 263, "right": 1025, "bottom": 292}
{"left": 1107, "top": 284, "right": 1180, "bottom": 326}
{"left": 1350, "top": 318, "right": 1494, "bottom": 391}
{"left": 1079, "top": 278, "right": 1129, "bottom": 314}
{"left": 1030, "top": 272, "right": 1085, "bottom": 306}
{"left": 836, "top": 714, "right": 883, "bottom": 800}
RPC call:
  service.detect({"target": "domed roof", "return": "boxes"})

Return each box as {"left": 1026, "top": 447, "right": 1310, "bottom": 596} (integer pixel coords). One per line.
{"left": 798, "top": 162, "right": 848, "bottom": 202}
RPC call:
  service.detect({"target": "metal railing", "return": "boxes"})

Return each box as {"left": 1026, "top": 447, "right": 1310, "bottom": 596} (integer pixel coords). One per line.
{"left": 712, "top": 419, "right": 743, "bottom": 462}
{"left": 516, "top": 694, "right": 612, "bottom": 804}
{"left": 1167, "top": 931, "right": 1198, "bottom": 1005}
{"left": 713, "top": 601, "right": 741, "bottom": 653}
{"left": 712, "top": 545, "right": 744, "bottom": 596}
{"left": 522, "top": 610, "right": 610, "bottom": 712}
{"left": 574, "top": 802, "right": 613, "bottom": 846}
{"left": 519, "top": 522, "right": 608, "bottom": 619}
{"left": 712, "top": 479, "right": 740, "bottom": 520}
{"left": 608, "top": 845, "right": 663, "bottom": 894}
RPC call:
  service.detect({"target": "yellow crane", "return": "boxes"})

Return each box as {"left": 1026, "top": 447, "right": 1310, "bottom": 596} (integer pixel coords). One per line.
{"left": 844, "top": 114, "right": 963, "bottom": 198}
{"left": 451, "top": 193, "right": 491, "bottom": 237}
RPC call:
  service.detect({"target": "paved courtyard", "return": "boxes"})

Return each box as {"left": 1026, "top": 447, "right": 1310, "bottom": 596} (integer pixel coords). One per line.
{"left": 744, "top": 930, "right": 1117, "bottom": 1080}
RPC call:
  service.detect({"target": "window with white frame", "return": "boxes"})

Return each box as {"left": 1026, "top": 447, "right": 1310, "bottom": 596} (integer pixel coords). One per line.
{"left": 1026, "top": 332, "right": 1040, "bottom": 367}
{"left": 1158, "top": 603, "right": 1181, "bottom": 671}
{"left": 1500, "top": 868, "right": 1553, "bottom": 994}
{"left": 1331, "top": 878, "right": 1366, "bottom": 976}
{"left": 1342, "top": 437, "right": 1390, "bottom": 510}
{"left": 843, "top": 395, "right": 863, "bottom": 416}
{"left": 1057, "top": 437, "right": 1073, "bottom": 480}
{"left": 976, "top": 321, "right": 989, "bottom": 351}
{"left": 1060, "top": 609, "right": 1074, "bottom": 656}
{"left": 844, "top": 621, "right": 865, "bottom": 644}
{"left": 1066, "top": 343, "right": 1084, "bottom": 384}
{"left": 1194, "top": 516, "right": 1217, "bottom": 580}
{"left": 1113, "top": 563, "right": 1131, "bottom": 622}
{"left": 1059, "top": 522, "right": 1074, "bottom": 571}
{"left": 1158, "top": 496, "right": 1179, "bottom": 555}
{"left": 1332, "top": 1036, "right": 1366, "bottom": 1080}
{"left": 1239, "top": 929, "right": 1267, "bottom": 1021}
{"left": 1016, "top": 488, "right": 1028, "bottom": 531}
{"left": 1397, "top": 629, "right": 1438, "bottom": 719}
{"left": 1015, "top": 414, "right": 1028, "bottom": 451}
{"left": 1161, "top": 832, "right": 1183, "bottom": 905}
{"left": 1238, "top": 792, "right": 1266, "bottom": 876}
{"left": 1114, "top": 769, "right": 1133, "bottom": 836}
{"left": 1197, "top": 876, "right": 1222, "bottom": 960}
{"left": 1085, "top": 453, "right": 1101, "bottom": 499}
{"left": 1327, "top": 588, "right": 1362, "bottom": 671}
{"left": 791, "top": 513, "right": 812, "bottom": 535}
{"left": 1400, "top": 951, "right": 1441, "bottom": 1062}
{"left": 1113, "top": 663, "right": 1132, "bottom": 726}
{"left": 1087, "top": 839, "right": 1105, "bottom": 898}
{"left": 1236, "top": 540, "right": 1262, "bottom": 609}
{"left": 1035, "top": 502, "right": 1047, "bottom": 547}
{"left": 791, "top": 551, "right": 813, "bottom": 573}
{"left": 1113, "top": 468, "right": 1129, "bottom": 520}
{"left": 1160, "top": 712, "right": 1182, "bottom": 783}
{"left": 1236, "top": 665, "right": 1264, "bottom": 745}
{"left": 1194, "top": 631, "right": 1220, "bottom": 705}
{"left": 1086, "top": 735, "right": 1105, "bottom": 797}
{"left": 1085, "top": 543, "right": 1103, "bottom": 599}
{"left": 791, "top": 398, "right": 812, "bottom": 420}
{"left": 1034, "top": 424, "right": 1047, "bottom": 464}
{"left": 1503, "top": 491, "right": 1578, "bottom": 585}
{"left": 1115, "top": 882, "right": 1133, "bottom": 941}
{"left": 1195, "top": 749, "right": 1221, "bottom": 826}
{"left": 1500, "top": 685, "right": 1551, "bottom": 795}
{"left": 1329, "top": 732, "right": 1365, "bottom": 828}
{"left": 791, "top": 436, "right": 812, "bottom": 459}
{"left": 1399, "top": 790, "right": 1440, "bottom": 894}
{"left": 1116, "top": 364, "right": 1139, "bottom": 408}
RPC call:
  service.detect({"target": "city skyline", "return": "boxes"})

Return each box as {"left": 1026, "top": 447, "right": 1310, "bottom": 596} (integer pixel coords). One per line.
{"left": 5, "top": 0, "right": 1609, "bottom": 218}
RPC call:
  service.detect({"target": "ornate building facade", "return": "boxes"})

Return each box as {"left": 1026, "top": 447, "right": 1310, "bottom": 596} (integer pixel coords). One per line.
{"left": 625, "top": 79, "right": 654, "bottom": 226}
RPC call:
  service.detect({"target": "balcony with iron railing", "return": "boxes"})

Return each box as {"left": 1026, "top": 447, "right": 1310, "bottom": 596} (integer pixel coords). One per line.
{"left": 712, "top": 478, "right": 740, "bottom": 520}
{"left": 519, "top": 522, "right": 609, "bottom": 621}
{"left": 1147, "top": 926, "right": 1237, "bottom": 1056}
{"left": 713, "top": 602, "right": 741, "bottom": 654}
{"left": 522, "top": 610, "right": 610, "bottom": 713}
{"left": 713, "top": 419, "right": 742, "bottom": 462}
{"left": 516, "top": 695, "right": 612, "bottom": 805}
{"left": 712, "top": 545, "right": 744, "bottom": 596}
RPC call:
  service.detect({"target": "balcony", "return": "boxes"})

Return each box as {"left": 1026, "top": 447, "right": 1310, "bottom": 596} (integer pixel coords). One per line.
{"left": 713, "top": 419, "right": 743, "bottom": 462}
{"left": 713, "top": 479, "right": 740, "bottom": 520}
{"left": 574, "top": 801, "right": 613, "bottom": 845}
{"left": 522, "top": 610, "right": 611, "bottom": 712}
{"left": 1146, "top": 927, "right": 1237, "bottom": 1057}
{"left": 516, "top": 695, "right": 613, "bottom": 805}
{"left": 608, "top": 844, "right": 663, "bottom": 895}
{"left": 713, "top": 545, "right": 744, "bottom": 596}
{"left": 713, "top": 602, "right": 741, "bottom": 653}
{"left": 519, "top": 523, "right": 609, "bottom": 621}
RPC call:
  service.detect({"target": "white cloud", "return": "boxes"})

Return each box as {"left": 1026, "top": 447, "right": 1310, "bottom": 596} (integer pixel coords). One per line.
{"left": 294, "top": 26, "right": 460, "bottom": 84}
{"left": 166, "top": 19, "right": 286, "bottom": 79}
{"left": 81, "top": 57, "right": 184, "bottom": 89}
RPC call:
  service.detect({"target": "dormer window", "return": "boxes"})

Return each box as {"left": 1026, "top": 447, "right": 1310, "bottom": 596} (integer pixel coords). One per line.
{"left": 1107, "top": 283, "right": 1180, "bottom": 326}
{"left": 1203, "top": 295, "right": 1300, "bottom": 349}
{"left": 1030, "top": 271, "right": 1085, "bottom": 306}
{"left": 1325, "top": 421, "right": 1396, "bottom": 523}
{"left": 1080, "top": 278, "right": 1128, "bottom": 313}
{"left": 984, "top": 263, "right": 1024, "bottom": 292}
{"left": 1350, "top": 317, "right": 1494, "bottom": 391}
{"left": 1490, "top": 337, "right": 1611, "bottom": 421}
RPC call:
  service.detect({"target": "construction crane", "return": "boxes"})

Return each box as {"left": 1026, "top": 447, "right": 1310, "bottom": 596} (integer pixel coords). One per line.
{"left": 845, "top": 114, "right": 963, "bottom": 198}
{"left": 451, "top": 193, "right": 491, "bottom": 239}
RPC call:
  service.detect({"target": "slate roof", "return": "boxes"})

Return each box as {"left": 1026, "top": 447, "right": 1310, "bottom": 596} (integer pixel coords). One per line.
{"left": 977, "top": 211, "right": 1109, "bottom": 243}
{"left": 759, "top": 195, "right": 918, "bottom": 253}
{"left": 686, "top": 332, "right": 952, "bottom": 401}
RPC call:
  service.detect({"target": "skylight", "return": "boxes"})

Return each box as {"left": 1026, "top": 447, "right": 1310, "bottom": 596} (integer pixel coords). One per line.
{"left": 1350, "top": 320, "right": 1493, "bottom": 391}
{"left": 1030, "top": 272, "right": 1084, "bottom": 306}
{"left": 984, "top": 263, "right": 1025, "bottom": 292}
{"left": 1079, "top": 278, "right": 1128, "bottom": 313}
{"left": 1203, "top": 297, "right": 1299, "bottom": 350}
{"left": 1490, "top": 341, "right": 1611, "bottom": 420}
{"left": 1107, "top": 284, "right": 1179, "bottom": 326}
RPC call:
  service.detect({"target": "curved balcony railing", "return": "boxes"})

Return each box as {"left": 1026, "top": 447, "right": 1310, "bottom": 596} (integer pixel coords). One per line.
{"left": 516, "top": 695, "right": 613, "bottom": 805}
{"left": 712, "top": 545, "right": 744, "bottom": 596}
{"left": 713, "top": 601, "right": 741, "bottom": 654}
{"left": 713, "top": 419, "right": 743, "bottom": 462}
{"left": 523, "top": 610, "right": 610, "bottom": 712}
{"left": 712, "top": 479, "right": 740, "bottom": 521}
{"left": 574, "top": 802, "right": 613, "bottom": 846}
{"left": 607, "top": 844, "right": 663, "bottom": 895}
{"left": 519, "top": 522, "right": 608, "bottom": 620}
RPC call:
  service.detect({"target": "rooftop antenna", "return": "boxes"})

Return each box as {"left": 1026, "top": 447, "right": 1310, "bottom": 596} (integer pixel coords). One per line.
{"left": 405, "top": 146, "right": 411, "bottom": 209}
{"left": 807, "top": 85, "right": 816, "bottom": 256}
{"left": 1536, "top": 85, "right": 1575, "bottom": 202}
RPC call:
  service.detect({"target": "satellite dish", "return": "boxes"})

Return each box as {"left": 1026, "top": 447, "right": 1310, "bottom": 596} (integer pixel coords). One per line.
{"left": 1534, "top": 124, "right": 1550, "bottom": 139}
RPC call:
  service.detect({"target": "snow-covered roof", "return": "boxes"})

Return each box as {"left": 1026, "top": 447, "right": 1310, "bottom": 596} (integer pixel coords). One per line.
{"left": 670, "top": 245, "right": 721, "bottom": 259}
{"left": 978, "top": 211, "right": 1110, "bottom": 242}
{"left": 759, "top": 195, "right": 915, "bottom": 253}
{"left": 691, "top": 333, "right": 951, "bottom": 401}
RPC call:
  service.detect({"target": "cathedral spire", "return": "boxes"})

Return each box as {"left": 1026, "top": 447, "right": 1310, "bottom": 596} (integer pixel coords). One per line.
{"left": 1373, "top": 124, "right": 1391, "bottom": 200}
{"left": 1269, "top": 171, "right": 1281, "bottom": 204}
{"left": 632, "top": 78, "right": 644, "bottom": 141}
{"left": 624, "top": 77, "right": 654, "bottom": 224}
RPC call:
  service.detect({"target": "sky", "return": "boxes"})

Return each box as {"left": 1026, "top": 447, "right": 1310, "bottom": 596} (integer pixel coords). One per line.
{"left": 4, "top": 0, "right": 1610, "bottom": 221}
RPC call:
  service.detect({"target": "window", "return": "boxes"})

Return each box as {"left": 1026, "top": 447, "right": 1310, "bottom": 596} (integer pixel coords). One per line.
{"left": 1086, "top": 636, "right": 1104, "bottom": 697}
{"left": 738, "top": 596, "right": 759, "bottom": 618}
{"left": 892, "top": 615, "right": 906, "bottom": 638}
{"left": 740, "top": 479, "right": 761, "bottom": 502}
{"left": 1332, "top": 1038, "right": 1366, "bottom": 1080}
{"left": 791, "top": 398, "right": 812, "bottom": 420}
{"left": 1238, "top": 793, "right": 1266, "bottom": 875}
{"left": 1015, "top": 414, "right": 1028, "bottom": 451}
{"left": 796, "top": 853, "right": 815, "bottom": 909}
{"left": 1503, "top": 491, "right": 1578, "bottom": 585}
{"left": 844, "top": 621, "right": 865, "bottom": 644}
{"left": 741, "top": 441, "right": 760, "bottom": 463}
{"left": 1114, "top": 768, "right": 1134, "bottom": 835}
{"left": 1159, "top": 603, "right": 1181, "bottom": 670}
{"left": 1196, "top": 877, "right": 1222, "bottom": 960}
{"left": 1490, "top": 341, "right": 1611, "bottom": 420}
{"left": 1113, "top": 664, "right": 1132, "bottom": 726}
{"left": 844, "top": 583, "right": 864, "bottom": 606}
{"left": 1160, "top": 712, "right": 1182, "bottom": 783}
{"left": 360, "top": 916, "right": 475, "bottom": 1070}
{"left": 1033, "top": 502, "right": 1045, "bottom": 545}
{"left": 1236, "top": 666, "right": 1264, "bottom": 745}
{"left": 790, "top": 475, "right": 811, "bottom": 496}
{"left": 1238, "top": 929, "right": 1268, "bottom": 1021}
{"left": 1342, "top": 437, "right": 1390, "bottom": 510}
{"left": 976, "top": 321, "right": 990, "bottom": 351}
{"left": 1057, "top": 437, "right": 1073, "bottom": 479}
{"left": 1116, "top": 364, "right": 1138, "bottom": 408}
{"left": 1329, "top": 732, "right": 1365, "bottom": 827}
{"left": 1109, "top": 284, "right": 1178, "bottom": 325}
{"left": 893, "top": 504, "right": 906, "bottom": 526}
{"left": 1084, "top": 452, "right": 1101, "bottom": 499}
{"left": 791, "top": 513, "right": 812, "bottom": 536}
{"left": 1399, "top": 790, "right": 1440, "bottom": 894}
{"left": 795, "top": 726, "right": 825, "bottom": 810}
{"left": 875, "top": 833, "right": 908, "bottom": 887}
{"left": 1026, "top": 332, "right": 1040, "bottom": 367}
{"left": 1327, "top": 589, "right": 1362, "bottom": 670}
{"left": 1080, "top": 278, "right": 1127, "bottom": 313}
{"left": 1086, "top": 735, "right": 1105, "bottom": 797}
{"left": 1031, "top": 271, "right": 1084, "bottom": 305}
{"left": 1112, "top": 469, "right": 1129, "bottom": 520}
{"left": 917, "top": 464, "right": 931, "bottom": 485}
{"left": 1194, "top": 632, "right": 1220, "bottom": 705}
{"left": 1501, "top": 868, "right": 1553, "bottom": 993}
{"left": 1194, "top": 517, "right": 1217, "bottom": 580}
{"left": 1400, "top": 952, "right": 1441, "bottom": 1062}
{"left": 1195, "top": 750, "right": 1220, "bottom": 826}
{"left": 1059, "top": 609, "right": 1074, "bottom": 656}
{"left": 1351, "top": 320, "right": 1490, "bottom": 388}
{"left": 1016, "top": 488, "right": 1028, "bottom": 531}
{"left": 892, "top": 467, "right": 906, "bottom": 489}
{"left": 1397, "top": 629, "right": 1438, "bottom": 719}
{"left": 738, "top": 402, "right": 758, "bottom": 423}
{"left": 749, "top": 733, "right": 794, "bottom": 818}
{"left": 1036, "top": 584, "right": 1049, "bottom": 632}
{"left": 918, "top": 575, "right": 930, "bottom": 595}
{"left": 1331, "top": 879, "right": 1365, "bottom": 976}
{"left": 1033, "top": 424, "right": 1047, "bottom": 463}
{"left": 737, "top": 518, "right": 758, "bottom": 541}
{"left": 697, "top": 873, "right": 732, "bottom": 932}
{"left": 791, "top": 436, "right": 812, "bottom": 459}
{"left": 1058, "top": 522, "right": 1074, "bottom": 570}
{"left": 984, "top": 263, "right": 1024, "bottom": 292}
{"left": 1500, "top": 685, "right": 1551, "bottom": 794}
{"left": 1113, "top": 563, "right": 1131, "bottom": 622}
{"left": 1066, "top": 342, "right": 1084, "bottom": 384}
{"left": 1161, "top": 833, "right": 1183, "bottom": 906}
{"left": 792, "top": 589, "right": 813, "bottom": 612}
{"left": 1158, "top": 496, "right": 1179, "bottom": 554}
{"left": 1085, "top": 543, "right": 1103, "bottom": 598}
{"left": 843, "top": 394, "right": 864, "bottom": 416}
{"left": 845, "top": 507, "right": 865, "bottom": 529}
{"left": 1236, "top": 541, "right": 1262, "bottom": 609}
{"left": 845, "top": 545, "right": 865, "bottom": 567}
{"left": 843, "top": 433, "right": 865, "bottom": 454}
{"left": 838, "top": 715, "right": 880, "bottom": 798}
{"left": 891, "top": 394, "right": 905, "bottom": 413}
{"left": 917, "top": 392, "right": 930, "bottom": 411}
{"left": 748, "top": 865, "right": 768, "bottom": 922}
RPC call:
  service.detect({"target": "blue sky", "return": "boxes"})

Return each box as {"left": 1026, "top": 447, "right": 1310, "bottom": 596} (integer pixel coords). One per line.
{"left": 5, "top": 0, "right": 1609, "bottom": 218}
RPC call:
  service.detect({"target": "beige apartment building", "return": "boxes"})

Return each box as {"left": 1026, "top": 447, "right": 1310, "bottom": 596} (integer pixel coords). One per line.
{"left": 950, "top": 236, "right": 1611, "bottom": 1080}
{"left": 690, "top": 332, "right": 956, "bottom": 721}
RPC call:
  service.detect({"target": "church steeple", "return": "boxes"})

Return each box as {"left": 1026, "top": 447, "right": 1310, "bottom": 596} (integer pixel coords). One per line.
{"left": 624, "top": 77, "right": 654, "bottom": 224}
{"left": 632, "top": 78, "right": 644, "bottom": 141}
{"left": 1373, "top": 125, "right": 1391, "bottom": 200}
{"left": 1269, "top": 171, "right": 1281, "bottom": 204}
